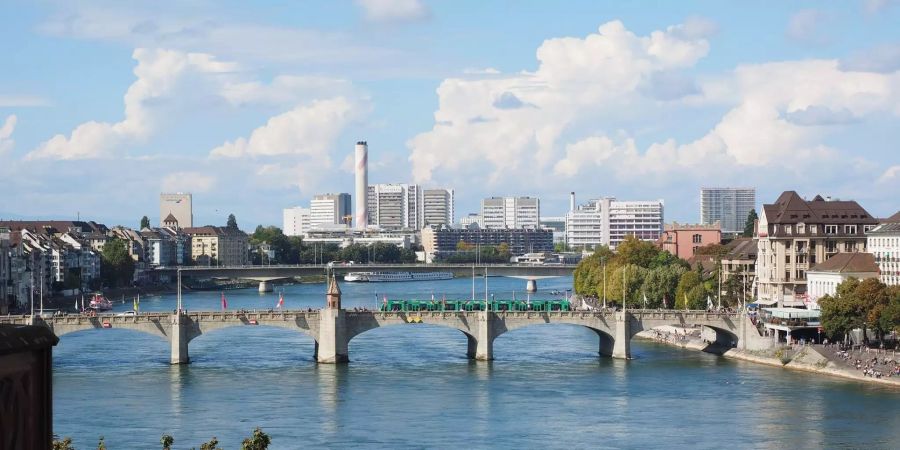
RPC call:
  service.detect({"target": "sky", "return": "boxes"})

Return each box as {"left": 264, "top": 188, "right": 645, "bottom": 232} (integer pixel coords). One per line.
{"left": 2, "top": 0, "right": 900, "bottom": 230}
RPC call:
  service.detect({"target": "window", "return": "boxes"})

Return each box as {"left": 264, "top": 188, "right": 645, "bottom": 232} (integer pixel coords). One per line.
{"left": 785, "top": 225, "right": 792, "bottom": 235}
{"left": 810, "top": 225, "right": 818, "bottom": 235}
{"left": 785, "top": 254, "right": 791, "bottom": 263}
{"left": 798, "top": 223, "right": 805, "bottom": 234}
{"left": 864, "top": 225, "right": 876, "bottom": 233}
{"left": 691, "top": 234, "right": 702, "bottom": 243}
{"left": 825, "top": 225, "right": 838, "bottom": 234}
{"left": 844, "top": 225, "right": 858, "bottom": 234}
{"left": 844, "top": 242, "right": 854, "bottom": 252}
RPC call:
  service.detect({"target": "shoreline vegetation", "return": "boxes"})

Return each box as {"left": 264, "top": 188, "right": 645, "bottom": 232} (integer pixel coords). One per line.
{"left": 636, "top": 327, "right": 900, "bottom": 388}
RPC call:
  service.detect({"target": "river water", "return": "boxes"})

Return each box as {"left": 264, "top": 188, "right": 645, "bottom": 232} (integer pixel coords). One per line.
{"left": 53, "top": 276, "right": 900, "bottom": 449}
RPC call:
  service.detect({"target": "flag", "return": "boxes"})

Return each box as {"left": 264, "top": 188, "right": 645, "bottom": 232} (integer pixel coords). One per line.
{"left": 684, "top": 294, "right": 689, "bottom": 311}
{"left": 643, "top": 293, "right": 648, "bottom": 308}
{"left": 221, "top": 292, "right": 227, "bottom": 310}
{"left": 276, "top": 293, "right": 284, "bottom": 309}
{"left": 133, "top": 298, "right": 137, "bottom": 312}
{"left": 706, "top": 295, "right": 713, "bottom": 310}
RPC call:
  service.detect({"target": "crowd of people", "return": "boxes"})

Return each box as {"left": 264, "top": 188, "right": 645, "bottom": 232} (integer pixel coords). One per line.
{"left": 821, "top": 343, "right": 900, "bottom": 379}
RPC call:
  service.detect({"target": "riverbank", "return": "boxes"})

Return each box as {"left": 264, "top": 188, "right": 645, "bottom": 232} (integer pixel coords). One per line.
{"left": 636, "top": 328, "right": 900, "bottom": 388}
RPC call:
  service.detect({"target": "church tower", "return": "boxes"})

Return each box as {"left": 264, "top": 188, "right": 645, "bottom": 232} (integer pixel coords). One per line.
{"left": 326, "top": 271, "right": 342, "bottom": 309}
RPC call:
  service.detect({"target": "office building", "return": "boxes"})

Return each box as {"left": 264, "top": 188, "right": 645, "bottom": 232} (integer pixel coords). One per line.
{"left": 700, "top": 187, "right": 756, "bottom": 234}
{"left": 565, "top": 198, "right": 664, "bottom": 249}
{"left": 755, "top": 191, "right": 877, "bottom": 307}
{"left": 421, "top": 225, "right": 553, "bottom": 262}
{"left": 867, "top": 211, "right": 900, "bottom": 286}
{"left": 159, "top": 193, "right": 193, "bottom": 228}
{"left": 283, "top": 207, "right": 312, "bottom": 237}
{"left": 422, "top": 188, "right": 455, "bottom": 227}
{"left": 481, "top": 196, "right": 540, "bottom": 229}
{"left": 310, "top": 193, "right": 352, "bottom": 227}
{"left": 183, "top": 226, "right": 249, "bottom": 266}
{"left": 367, "top": 183, "right": 421, "bottom": 230}
{"left": 539, "top": 216, "right": 567, "bottom": 245}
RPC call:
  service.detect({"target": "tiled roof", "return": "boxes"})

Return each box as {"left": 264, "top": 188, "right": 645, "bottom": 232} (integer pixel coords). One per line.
{"left": 868, "top": 222, "right": 900, "bottom": 235}
{"left": 762, "top": 191, "right": 876, "bottom": 225}
{"left": 809, "top": 252, "right": 878, "bottom": 274}
{"left": 723, "top": 237, "right": 757, "bottom": 260}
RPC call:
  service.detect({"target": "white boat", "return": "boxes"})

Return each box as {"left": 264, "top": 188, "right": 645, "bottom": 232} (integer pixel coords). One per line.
{"left": 88, "top": 293, "right": 113, "bottom": 311}
{"left": 343, "top": 271, "right": 454, "bottom": 282}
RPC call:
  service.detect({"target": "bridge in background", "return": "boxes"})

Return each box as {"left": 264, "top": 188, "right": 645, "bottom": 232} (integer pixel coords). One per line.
{"left": 153, "top": 263, "right": 578, "bottom": 292}
{"left": 1, "top": 308, "right": 771, "bottom": 364}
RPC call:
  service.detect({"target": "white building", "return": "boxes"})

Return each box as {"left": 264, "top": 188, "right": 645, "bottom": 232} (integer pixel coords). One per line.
{"left": 310, "top": 193, "right": 352, "bottom": 227}
{"left": 422, "top": 188, "right": 455, "bottom": 227}
{"left": 367, "top": 183, "right": 421, "bottom": 230}
{"left": 867, "top": 214, "right": 900, "bottom": 286}
{"left": 565, "top": 197, "right": 664, "bottom": 249}
{"left": 458, "top": 213, "right": 482, "bottom": 228}
{"left": 481, "top": 197, "right": 540, "bottom": 229}
{"left": 159, "top": 192, "right": 193, "bottom": 228}
{"left": 807, "top": 252, "right": 879, "bottom": 307}
{"left": 283, "top": 207, "right": 312, "bottom": 237}
{"left": 700, "top": 187, "right": 756, "bottom": 234}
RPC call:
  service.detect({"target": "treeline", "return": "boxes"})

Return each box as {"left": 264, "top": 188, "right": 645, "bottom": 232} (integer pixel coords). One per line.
{"left": 250, "top": 226, "right": 418, "bottom": 264}
{"left": 819, "top": 278, "right": 900, "bottom": 342}
{"left": 573, "top": 236, "right": 749, "bottom": 309}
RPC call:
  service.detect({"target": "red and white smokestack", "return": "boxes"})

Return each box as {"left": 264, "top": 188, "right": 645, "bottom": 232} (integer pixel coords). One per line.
{"left": 355, "top": 141, "right": 368, "bottom": 230}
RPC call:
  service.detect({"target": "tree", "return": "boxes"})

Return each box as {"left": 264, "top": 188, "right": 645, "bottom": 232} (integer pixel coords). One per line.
{"left": 140, "top": 215, "right": 150, "bottom": 229}
{"left": 101, "top": 238, "right": 135, "bottom": 287}
{"left": 743, "top": 209, "right": 758, "bottom": 237}
{"left": 642, "top": 265, "right": 686, "bottom": 308}
{"left": 675, "top": 271, "right": 704, "bottom": 309}
{"left": 161, "top": 434, "right": 174, "bottom": 450}
{"left": 615, "top": 235, "right": 661, "bottom": 268}
{"left": 693, "top": 243, "right": 728, "bottom": 257}
{"left": 226, "top": 213, "right": 239, "bottom": 230}
{"left": 456, "top": 240, "right": 473, "bottom": 251}
{"left": 241, "top": 427, "right": 271, "bottom": 450}
{"left": 200, "top": 437, "right": 222, "bottom": 450}
{"left": 53, "top": 437, "right": 75, "bottom": 450}
{"left": 819, "top": 278, "right": 863, "bottom": 341}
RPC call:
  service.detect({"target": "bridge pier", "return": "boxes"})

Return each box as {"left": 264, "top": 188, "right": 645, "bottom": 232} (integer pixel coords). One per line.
{"left": 170, "top": 313, "right": 190, "bottom": 364}
{"left": 525, "top": 279, "right": 537, "bottom": 293}
{"left": 466, "top": 333, "right": 478, "bottom": 359}
{"left": 258, "top": 280, "right": 273, "bottom": 293}
{"left": 475, "top": 311, "right": 494, "bottom": 361}
{"left": 317, "top": 308, "right": 349, "bottom": 364}
{"left": 612, "top": 312, "right": 631, "bottom": 359}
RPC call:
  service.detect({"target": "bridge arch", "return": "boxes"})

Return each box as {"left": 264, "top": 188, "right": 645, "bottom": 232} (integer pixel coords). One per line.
{"left": 491, "top": 320, "right": 618, "bottom": 357}
{"left": 183, "top": 318, "right": 318, "bottom": 345}
{"left": 44, "top": 318, "right": 171, "bottom": 342}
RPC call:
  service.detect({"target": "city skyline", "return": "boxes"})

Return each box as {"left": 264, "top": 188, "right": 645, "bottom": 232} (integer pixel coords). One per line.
{"left": 2, "top": 1, "right": 900, "bottom": 229}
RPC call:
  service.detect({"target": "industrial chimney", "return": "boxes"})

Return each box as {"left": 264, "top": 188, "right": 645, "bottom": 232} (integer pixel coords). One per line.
{"left": 355, "top": 141, "right": 368, "bottom": 230}
{"left": 569, "top": 192, "right": 575, "bottom": 213}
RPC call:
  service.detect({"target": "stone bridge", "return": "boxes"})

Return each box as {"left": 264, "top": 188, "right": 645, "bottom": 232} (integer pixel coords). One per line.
{"left": 1, "top": 309, "right": 770, "bottom": 364}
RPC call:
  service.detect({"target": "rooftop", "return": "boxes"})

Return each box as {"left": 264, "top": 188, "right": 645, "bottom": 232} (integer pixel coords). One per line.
{"left": 762, "top": 191, "right": 876, "bottom": 225}
{"left": 809, "top": 252, "right": 879, "bottom": 274}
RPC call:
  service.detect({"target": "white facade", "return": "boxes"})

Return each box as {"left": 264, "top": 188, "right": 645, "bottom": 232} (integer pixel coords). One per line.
{"left": 422, "top": 188, "right": 455, "bottom": 227}
{"left": 700, "top": 187, "right": 755, "bottom": 234}
{"left": 807, "top": 271, "right": 878, "bottom": 307}
{"left": 159, "top": 192, "right": 193, "bottom": 228}
{"left": 283, "top": 207, "right": 311, "bottom": 237}
{"left": 565, "top": 198, "right": 664, "bottom": 249}
{"left": 367, "top": 183, "right": 421, "bottom": 230}
{"left": 481, "top": 197, "right": 540, "bottom": 229}
{"left": 868, "top": 222, "right": 900, "bottom": 286}
{"left": 459, "top": 213, "right": 482, "bottom": 228}
{"left": 310, "top": 193, "right": 351, "bottom": 227}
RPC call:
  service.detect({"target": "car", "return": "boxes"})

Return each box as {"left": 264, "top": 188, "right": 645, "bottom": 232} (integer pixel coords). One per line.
{"left": 116, "top": 311, "right": 137, "bottom": 317}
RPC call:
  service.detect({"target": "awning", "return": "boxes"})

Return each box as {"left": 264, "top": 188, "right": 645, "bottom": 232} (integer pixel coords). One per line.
{"left": 755, "top": 298, "right": 778, "bottom": 306}
{"left": 763, "top": 307, "right": 821, "bottom": 319}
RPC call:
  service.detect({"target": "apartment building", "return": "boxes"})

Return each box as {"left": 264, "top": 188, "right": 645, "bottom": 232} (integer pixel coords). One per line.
{"left": 755, "top": 191, "right": 877, "bottom": 307}
{"left": 283, "top": 207, "right": 312, "bottom": 237}
{"left": 422, "top": 188, "right": 455, "bottom": 227}
{"left": 481, "top": 197, "right": 540, "bottom": 229}
{"left": 421, "top": 225, "right": 553, "bottom": 261}
{"left": 183, "top": 226, "right": 249, "bottom": 266}
{"left": 367, "top": 184, "right": 421, "bottom": 230}
{"left": 565, "top": 198, "right": 664, "bottom": 249}
{"left": 310, "top": 193, "right": 352, "bottom": 227}
{"left": 660, "top": 222, "right": 721, "bottom": 260}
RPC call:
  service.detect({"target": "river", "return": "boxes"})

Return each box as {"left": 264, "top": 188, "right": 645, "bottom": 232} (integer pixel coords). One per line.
{"left": 53, "top": 276, "right": 900, "bottom": 449}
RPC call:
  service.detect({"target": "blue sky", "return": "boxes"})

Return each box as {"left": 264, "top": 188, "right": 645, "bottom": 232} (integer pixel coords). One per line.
{"left": 2, "top": 0, "right": 900, "bottom": 229}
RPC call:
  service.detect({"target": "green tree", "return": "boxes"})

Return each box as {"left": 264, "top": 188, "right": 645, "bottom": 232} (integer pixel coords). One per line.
{"left": 241, "top": 427, "right": 271, "bottom": 450}
{"left": 615, "top": 235, "right": 661, "bottom": 268}
{"left": 53, "top": 437, "right": 75, "bottom": 450}
{"left": 819, "top": 277, "right": 863, "bottom": 341}
{"left": 200, "top": 437, "right": 222, "bottom": 450}
{"left": 100, "top": 238, "right": 135, "bottom": 287}
{"left": 456, "top": 240, "right": 473, "bottom": 251}
{"left": 693, "top": 243, "right": 728, "bottom": 258}
{"left": 161, "top": 434, "right": 174, "bottom": 450}
{"left": 226, "top": 213, "right": 239, "bottom": 230}
{"left": 641, "top": 265, "right": 686, "bottom": 308}
{"left": 140, "top": 215, "right": 151, "bottom": 229}
{"left": 743, "top": 209, "right": 758, "bottom": 238}
{"left": 554, "top": 242, "right": 570, "bottom": 252}
{"left": 675, "top": 271, "right": 704, "bottom": 309}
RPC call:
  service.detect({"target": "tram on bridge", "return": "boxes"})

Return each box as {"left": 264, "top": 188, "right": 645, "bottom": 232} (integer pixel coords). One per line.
{"left": 380, "top": 299, "right": 572, "bottom": 312}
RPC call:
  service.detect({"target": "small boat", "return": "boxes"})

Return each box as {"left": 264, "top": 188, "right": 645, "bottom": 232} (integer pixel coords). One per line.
{"left": 88, "top": 293, "right": 114, "bottom": 311}
{"left": 344, "top": 271, "right": 454, "bottom": 282}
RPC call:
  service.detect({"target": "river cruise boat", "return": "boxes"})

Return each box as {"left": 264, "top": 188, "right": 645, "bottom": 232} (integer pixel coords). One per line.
{"left": 88, "top": 293, "right": 113, "bottom": 311}
{"left": 344, "top": 271, "right": 454, "bottom": 282}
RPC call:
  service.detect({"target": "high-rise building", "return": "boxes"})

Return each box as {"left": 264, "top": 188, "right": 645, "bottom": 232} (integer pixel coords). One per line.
{"left": 421, "top": 225, "right": 553, "bottom": 262}
{"left": 565, "top": 198, "right": 664, "bottom": 249}
{"left": 159, "top": 193, "right": 193, "bottom": 228}
{"left": 283, "top": 207, "right": 312, "bottom": 237}
{"left": 481, "top": 197, "right": 540, "bottom": 229}
{"left": 422, "top": 188, "right": 455, "bottom": 227}
{"left": 310, "top": 193, "right": 351, "bottom": 227}
{"left": 700, "top": 187, "right": 756, "bottom": 234}
{"left": 367, "top": 183, "right": 421, "bottom": 230}
{"left": 755, "top": 191, "right": 877, "bottom": 307}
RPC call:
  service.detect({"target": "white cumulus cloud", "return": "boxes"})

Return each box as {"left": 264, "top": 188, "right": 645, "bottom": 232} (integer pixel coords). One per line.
{"left": 0, "top": 115, "right": 17, "bottom": 154}
{"left": 161, "top": 171, "right": 217, "bottom": 193}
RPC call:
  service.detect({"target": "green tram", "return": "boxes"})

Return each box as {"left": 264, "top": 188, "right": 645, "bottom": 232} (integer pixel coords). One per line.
{"left": 380, "top": 299, "right": 571, "bottom": 312}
